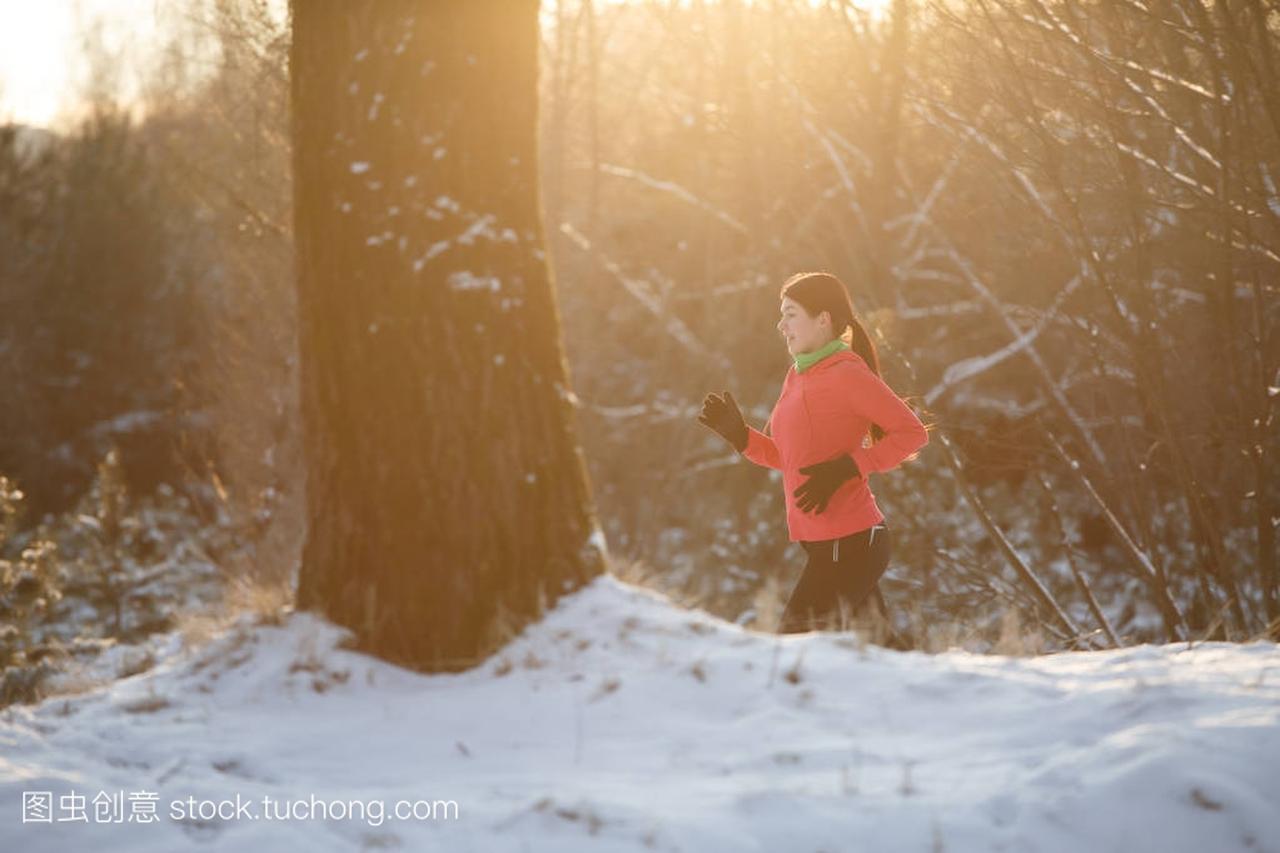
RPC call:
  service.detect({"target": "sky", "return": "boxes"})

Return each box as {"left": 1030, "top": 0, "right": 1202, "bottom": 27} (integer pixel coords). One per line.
{"left": 0, "top": 0, "right": 166, "bottom": 128}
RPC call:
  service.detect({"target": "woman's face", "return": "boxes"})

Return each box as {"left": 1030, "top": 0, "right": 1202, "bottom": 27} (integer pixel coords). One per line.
{"left": 777, "top": 296, "right": 831, "bottom": 355}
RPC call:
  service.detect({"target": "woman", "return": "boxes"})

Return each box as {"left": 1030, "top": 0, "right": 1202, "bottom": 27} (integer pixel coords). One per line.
{"left": 697, "top": 271, "right": 929, "bottom": 637}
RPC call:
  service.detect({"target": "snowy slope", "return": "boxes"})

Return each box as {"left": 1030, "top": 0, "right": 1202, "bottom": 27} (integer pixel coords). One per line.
{"left": 2, "top": 573, "right": 1278, "bottom": 852}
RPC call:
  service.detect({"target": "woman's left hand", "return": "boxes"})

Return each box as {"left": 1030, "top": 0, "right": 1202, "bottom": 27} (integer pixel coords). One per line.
{"left": 793, "top": 454, "right": 862, "bottom": 513}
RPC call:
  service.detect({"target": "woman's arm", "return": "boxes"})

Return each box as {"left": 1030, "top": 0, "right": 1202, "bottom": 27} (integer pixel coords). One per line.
{"left": 844, "top": 365, "right": 929, "bottom": 474}
{"left": 742, "top": 426, "right": 783, "bottom": 470}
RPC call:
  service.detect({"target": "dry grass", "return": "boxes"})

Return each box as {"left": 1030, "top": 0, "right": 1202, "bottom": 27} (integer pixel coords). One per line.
{"left": 168, "top": 564, "right": 294, "bottom": 660}
{"left": 609, "top": 551, "right": 908, "bottom": 649}
{"left": 172, "top": 603, "right": 236, "bottom": 654}
{"left": 39, "top": 665, "right": 114, "bottom": 702}
{"left": 605, "top": 553, "right": 711, "bottom": 613}
{"left": 224, "top": 570, "right": 294, "bottom": 626}
{"left": 481, "top": 547, "right": 1061, "bottom": 657}
{"left": 750, "top": 575, "right": 787, "bottom": 634}
{"left": 992, "top": 608, "right": 1045, "bottom": 656}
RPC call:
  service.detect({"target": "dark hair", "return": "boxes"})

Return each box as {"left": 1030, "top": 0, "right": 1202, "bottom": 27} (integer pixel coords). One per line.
{"left": 780, "top": 271, "right": 886, "bottom": 443}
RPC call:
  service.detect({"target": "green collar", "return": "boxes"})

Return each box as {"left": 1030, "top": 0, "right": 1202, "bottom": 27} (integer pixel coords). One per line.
{"left": 794, "top": 338, "right": 850, "bottom": 373}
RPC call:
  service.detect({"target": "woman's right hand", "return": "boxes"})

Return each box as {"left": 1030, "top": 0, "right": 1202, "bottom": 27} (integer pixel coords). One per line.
{"left": 697, "top": 390, "right": 748, "bottom": 453}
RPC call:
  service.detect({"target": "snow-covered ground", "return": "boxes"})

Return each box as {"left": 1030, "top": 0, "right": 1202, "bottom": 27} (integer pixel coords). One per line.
{"left": 2, "top": 573, "right": 1278, "bottom": 852}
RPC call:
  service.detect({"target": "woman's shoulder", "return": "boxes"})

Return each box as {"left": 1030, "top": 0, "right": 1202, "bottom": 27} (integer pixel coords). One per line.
{"left": 812, "top": 352, "right": 875, "bottom": 387}
{"left": 827, "top": 350, "right": 868, "bottom": 372}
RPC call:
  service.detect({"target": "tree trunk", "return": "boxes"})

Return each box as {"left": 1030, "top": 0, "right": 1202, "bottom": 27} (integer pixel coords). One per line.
{"left": 290, "top": 0, "right": 606, "bottom": 671}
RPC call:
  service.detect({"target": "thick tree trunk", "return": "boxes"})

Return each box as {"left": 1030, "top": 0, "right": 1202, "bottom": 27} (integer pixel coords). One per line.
{"left": 290, "top": 0, "right": 605, "bottom": 671}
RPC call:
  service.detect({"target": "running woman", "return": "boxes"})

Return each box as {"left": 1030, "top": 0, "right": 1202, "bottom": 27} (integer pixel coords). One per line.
{"left": 697, "top": 271, "right": 929, "bottom": 636}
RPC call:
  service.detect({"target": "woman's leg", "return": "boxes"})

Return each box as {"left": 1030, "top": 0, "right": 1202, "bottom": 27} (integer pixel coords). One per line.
{"left": 835, "top": 523, "right": 892, "bottom": 621}
{"left": 778, "top": 524, "right": 892, "bottom": 635}
{"left": 777, "top": 541, "right": 842, "bottom": 633}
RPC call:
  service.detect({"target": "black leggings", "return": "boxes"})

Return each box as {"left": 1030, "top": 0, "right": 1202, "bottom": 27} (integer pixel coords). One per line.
{"left": 778, "top": 522, "right": 892, "bottom": 634}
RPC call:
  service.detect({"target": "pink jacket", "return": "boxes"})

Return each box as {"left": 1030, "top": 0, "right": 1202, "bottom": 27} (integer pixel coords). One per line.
{"left": 741, "top": 350, "right": 928, "bottom": 542}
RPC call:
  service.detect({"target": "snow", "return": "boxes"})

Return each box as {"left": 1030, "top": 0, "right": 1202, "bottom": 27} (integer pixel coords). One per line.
{"left": 348, "top": 162, "right": 370, "bottom": 175}
{"left": 586, "top": 525, "right": 611, "bottom": 558}
{"left": 1262, "top": 167, "right": 1280, "bottom": 217}
{"left": 448, "top": 271, "right": 500, "bottom": 292}
{"left": 457, "top": 215, "right": 497, "bottom": 246}
{"left": 2, "top": 574, "right": 1278, "bottom": 852}
{"left": 411, "top": 241, "right": 449, "bottom": 272}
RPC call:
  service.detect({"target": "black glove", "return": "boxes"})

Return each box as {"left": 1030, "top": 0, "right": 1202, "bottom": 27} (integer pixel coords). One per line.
{"left": 697, "top": 390, "right": 748, "bottom": 453}
{"left": 793, "top": 454, "right": 862, "bottom": 514}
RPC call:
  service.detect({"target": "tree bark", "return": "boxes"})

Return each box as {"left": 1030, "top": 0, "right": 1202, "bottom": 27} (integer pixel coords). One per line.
{"left": 290, "top": 0, "right": 605, "bottom": 671}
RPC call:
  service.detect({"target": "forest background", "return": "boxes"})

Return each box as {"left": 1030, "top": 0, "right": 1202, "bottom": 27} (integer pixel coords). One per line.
{"left": 1, "top": 0, "right": 1277, "bottom": 706}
